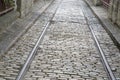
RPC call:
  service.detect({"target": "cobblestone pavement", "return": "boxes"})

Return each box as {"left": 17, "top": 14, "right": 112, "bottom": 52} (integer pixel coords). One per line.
{"left": 0, "top": 0, "right": 62, "bottom": 80}
{"left": 0, "top": 0, "right": 120, "bottom": 80}
{"left": 80, "top": 0, "right": 120, "bottom": 79}
{"left": 24, "top": 0, "right": 119, "bottom": 80}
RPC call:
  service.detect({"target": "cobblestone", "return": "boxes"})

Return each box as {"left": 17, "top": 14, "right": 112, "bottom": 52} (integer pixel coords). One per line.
{"left": 0, "top": 0, "right": 120, "bottom": 80}
{"left": 0, "top": 0, "right": 61, "bottom": 80}
{"left": 24, "top": 0, "right": 111, "bottom": 80}
{"left": 80, "top": 0, "right": 120, "bottom": 78}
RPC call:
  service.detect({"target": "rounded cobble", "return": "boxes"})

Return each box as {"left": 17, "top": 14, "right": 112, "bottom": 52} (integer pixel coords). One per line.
{"left": 80, "top": 0, "right": 120, "bottom": 78}
{"left": 24, "top": 0, "right": 110, "bottom": 79}
{"left": 0, "top": 0, "right": 61, "bottom": 80}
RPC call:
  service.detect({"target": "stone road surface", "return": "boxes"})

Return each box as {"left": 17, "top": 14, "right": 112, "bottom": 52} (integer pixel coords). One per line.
{"left": 0, "top": 0, "right": 120, "bottom": 80}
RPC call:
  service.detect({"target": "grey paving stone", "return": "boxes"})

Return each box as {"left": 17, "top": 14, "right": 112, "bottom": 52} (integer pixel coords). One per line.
{"left": 0, "top": 0, "right": 120, "bottom": 80}
{"left": 24, "top": 0, "right": 110, "bottom": 79}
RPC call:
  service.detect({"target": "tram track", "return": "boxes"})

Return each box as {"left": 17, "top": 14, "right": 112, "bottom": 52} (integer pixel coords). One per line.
{"left": 16, "top": 0, "right": 63, "bottom": 80}
{"left": 16, "top": 22, "right": 51, "bottom": 80}
{"left": 86, "top": 17, "right": 116, "bottom": 80}
{"left": 81, "top": 0, "right": 118, "bottom": 79}
{"left": 0, "top": 0, "right": 63, "bottom": 80}
{"left": 17, "top": 0, "right": 119, "bottom": 80}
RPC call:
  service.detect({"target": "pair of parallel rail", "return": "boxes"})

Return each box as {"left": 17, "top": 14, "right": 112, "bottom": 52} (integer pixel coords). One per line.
{"left": 15, "top": 0, "right": 116, "bottom": 80}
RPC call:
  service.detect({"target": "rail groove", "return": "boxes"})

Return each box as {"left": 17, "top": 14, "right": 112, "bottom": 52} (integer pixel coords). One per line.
{"left": 16, "top": 0, "right": 117, "bottom": 80}
{"left": 85, "top": 16, "right": 116, "bottom": 80}
{"left": 88, "top": 20, "right": 116, "bottom": 80}
{"left": 16, "top": 0, "right": 63, "bottom": 80}
{"left": 80, "top": 0, "right": 117, "bottom": 79}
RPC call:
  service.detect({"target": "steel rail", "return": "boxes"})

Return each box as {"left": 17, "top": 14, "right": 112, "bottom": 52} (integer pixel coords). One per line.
{"left": 16, "top": 21, "right": 50, "bottom": 80}
{"left": 86, "top": 18, "right": 116, "bottom": 80}
{"left": 16, "top": 0, "right": 63, "bottom": 80}
{"left": 81, "top": 0, "right": 116, "bottom": 79}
